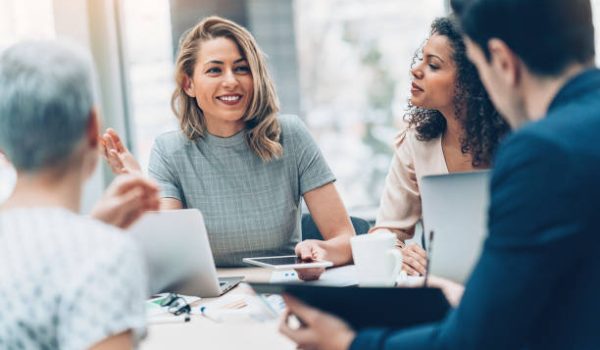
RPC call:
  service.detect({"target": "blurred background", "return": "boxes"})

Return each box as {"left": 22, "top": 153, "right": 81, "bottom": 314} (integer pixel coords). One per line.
{"left": 1, "top": 0, "right": 600, "bottom": 219}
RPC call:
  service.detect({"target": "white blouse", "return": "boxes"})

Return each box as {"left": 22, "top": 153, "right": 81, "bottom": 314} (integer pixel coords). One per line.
{"left": 0, "top": 207, "right": 147, "bottom": 350}
{"left": 372, "top": 128, "right": 449, "bottom": 241}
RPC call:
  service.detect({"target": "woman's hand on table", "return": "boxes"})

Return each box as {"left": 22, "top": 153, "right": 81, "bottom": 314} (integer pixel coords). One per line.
{"left": 400, "top": 243, "right": 428, "bottom": 276}
{"left": 294, "top": 239, "right": 328, "bottom": 281}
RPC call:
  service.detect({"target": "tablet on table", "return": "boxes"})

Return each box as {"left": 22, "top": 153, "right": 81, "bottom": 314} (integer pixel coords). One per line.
{"left": 243, "top": 255, "right": 333, "bottom": 270}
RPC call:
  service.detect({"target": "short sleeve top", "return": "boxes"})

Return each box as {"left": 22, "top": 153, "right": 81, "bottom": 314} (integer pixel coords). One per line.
{"left": 147, "top": 115, "right": 335, "bottom": 266}
{"left": 372, "top": 128, "right": 448, "bottom": 240}
{"left": 0, "top": 207, "right": 147, "bottom": 350}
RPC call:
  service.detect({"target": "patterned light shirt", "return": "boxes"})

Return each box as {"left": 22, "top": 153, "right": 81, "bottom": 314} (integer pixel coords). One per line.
{"left": 148, "top": 115, "right": 336, "bottom": 266}
{"left": 0, "top": 207, "right": 147, "bottom": 350}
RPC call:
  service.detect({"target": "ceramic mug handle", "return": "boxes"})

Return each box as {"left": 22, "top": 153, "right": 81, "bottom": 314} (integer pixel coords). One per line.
{"left": 386, "top": 248, "right": 403, "bottom": 282}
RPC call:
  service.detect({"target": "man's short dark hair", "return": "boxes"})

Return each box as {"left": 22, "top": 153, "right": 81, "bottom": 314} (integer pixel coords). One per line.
{"left": 451, "top": 0, "right": 595, "bottom": 76}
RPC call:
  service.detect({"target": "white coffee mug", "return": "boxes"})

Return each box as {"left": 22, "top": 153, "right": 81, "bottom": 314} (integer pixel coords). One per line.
{"left": 351, "top": 231, "right": 403, "bottom": 287}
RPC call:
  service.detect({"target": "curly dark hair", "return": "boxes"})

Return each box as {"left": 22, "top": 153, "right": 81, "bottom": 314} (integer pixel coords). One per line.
{"left": 405, "top": 16, "right": 509, "bottom": 167}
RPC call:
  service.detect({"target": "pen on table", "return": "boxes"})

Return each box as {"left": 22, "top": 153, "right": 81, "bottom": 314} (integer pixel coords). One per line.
{"left": 199, "top": 305, "right": 216, "bottom": 321}
{"left": 423, "top": 229, "right": 434, "bottom": 287}
{"left": 148, "top": 314, "right": 191, "bottom": 325}
{"left": 200, "top": 299, "right": 248, "bottom": 322}
{"left": 200, "top": 305, "right": 227, "bottom": 322}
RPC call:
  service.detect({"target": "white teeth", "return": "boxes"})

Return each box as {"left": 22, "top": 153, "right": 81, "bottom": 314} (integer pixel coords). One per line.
{"left": 218, "top": 95, "right": 241, "bottom": 102}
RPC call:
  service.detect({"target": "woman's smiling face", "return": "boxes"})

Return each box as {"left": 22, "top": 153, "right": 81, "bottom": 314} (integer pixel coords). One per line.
{"left": 184, "top": 37, "right": 254, "bottom": 134}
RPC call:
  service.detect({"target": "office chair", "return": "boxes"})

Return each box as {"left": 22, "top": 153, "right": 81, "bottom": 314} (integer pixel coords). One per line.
{"left": 301, "top": 213, "right": 371, "bottom": 241}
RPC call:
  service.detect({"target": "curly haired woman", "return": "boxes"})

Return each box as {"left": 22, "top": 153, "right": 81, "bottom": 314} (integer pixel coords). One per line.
{"left": 371, "top": 16, "right": 510, "bottom": 275}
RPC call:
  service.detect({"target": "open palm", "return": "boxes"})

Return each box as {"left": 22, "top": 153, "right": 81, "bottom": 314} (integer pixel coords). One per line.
{"left": 99, "top": 128, "right": 142, "bottom": 175}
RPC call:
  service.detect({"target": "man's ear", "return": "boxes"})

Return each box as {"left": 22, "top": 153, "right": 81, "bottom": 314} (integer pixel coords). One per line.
{"left": 183, "top": 75, "right": 195, "bottom": 97}
{"left": 86, "top": 107, "right": 100, "bottom": 149}
{"left": 488, "top": 38, "right": 522, "bottom": 88}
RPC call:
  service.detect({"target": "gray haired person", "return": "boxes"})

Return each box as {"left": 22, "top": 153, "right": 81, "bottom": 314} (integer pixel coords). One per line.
{"left": 0, "top": 40, "right": 159, "bottom": 349}
{"left": 0, "top": 41, "right": 96, "bottom": 171}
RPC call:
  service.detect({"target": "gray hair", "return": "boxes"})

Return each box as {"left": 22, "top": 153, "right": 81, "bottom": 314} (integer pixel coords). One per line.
{"left": 0, "top": 40, "right": 96, "bottom": 171}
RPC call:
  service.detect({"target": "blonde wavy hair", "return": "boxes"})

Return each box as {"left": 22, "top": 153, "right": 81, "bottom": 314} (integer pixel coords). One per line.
{"left": 171, "top": 16, "right": 282, "bottom": 161}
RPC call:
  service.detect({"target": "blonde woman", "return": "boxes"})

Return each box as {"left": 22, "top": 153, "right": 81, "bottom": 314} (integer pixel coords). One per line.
{"left": 101, "top": 16, "right": 354, "bottom": 278}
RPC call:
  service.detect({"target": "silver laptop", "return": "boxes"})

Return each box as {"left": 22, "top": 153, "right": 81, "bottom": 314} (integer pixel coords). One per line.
{"left": 420, "top": 171, "right": 490, "bottom": 283}
{"left": 128, "top": 209, "right": 243, "bottom": 297}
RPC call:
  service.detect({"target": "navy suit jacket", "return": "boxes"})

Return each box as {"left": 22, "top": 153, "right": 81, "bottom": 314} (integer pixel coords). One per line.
{"left": 352, "top": 69, "right": 600, "bottom": 350}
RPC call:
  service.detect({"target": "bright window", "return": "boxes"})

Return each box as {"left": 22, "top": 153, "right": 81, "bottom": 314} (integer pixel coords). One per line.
{"left": 121, "top": 0, "right": 177, "bottom": 174}
{"left": 0, "top": 0, "right": 55, "bottom": 50}
{"left": 294, "top": 0, "right": 445, "bottom": 213}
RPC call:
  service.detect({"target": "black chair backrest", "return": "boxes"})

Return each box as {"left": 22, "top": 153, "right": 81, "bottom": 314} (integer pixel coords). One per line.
{"left": 301, "top": 213, "right": 371, "bottom": 241}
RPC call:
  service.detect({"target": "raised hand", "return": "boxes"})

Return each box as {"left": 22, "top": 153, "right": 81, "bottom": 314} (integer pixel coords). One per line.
{"left": 99, "top": 128, "right": 142, "bottom": 175}
{"left": 90, "top": 174, "right": 160, "bottom": 229}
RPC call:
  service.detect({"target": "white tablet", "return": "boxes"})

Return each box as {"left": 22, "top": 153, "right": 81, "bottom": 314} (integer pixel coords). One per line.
{"left": 243, "top": 255, "right": 333, "bottom": 270}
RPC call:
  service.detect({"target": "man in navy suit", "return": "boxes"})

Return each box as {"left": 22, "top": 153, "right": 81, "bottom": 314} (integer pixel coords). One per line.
{"left": 279, "top": 0, "right": 600, "bottom": 349}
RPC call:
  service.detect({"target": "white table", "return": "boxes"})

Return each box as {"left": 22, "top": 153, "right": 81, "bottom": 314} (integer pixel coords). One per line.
{"left": 141, "top": 267, "right": 296, "bottom": 350}
{"left": 140, "top": 266, "right": 433, "bottom": 349}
